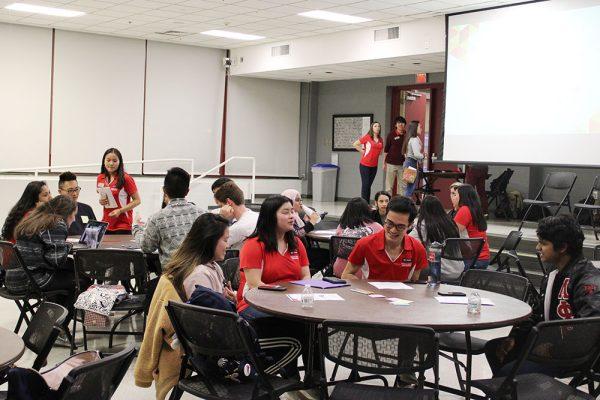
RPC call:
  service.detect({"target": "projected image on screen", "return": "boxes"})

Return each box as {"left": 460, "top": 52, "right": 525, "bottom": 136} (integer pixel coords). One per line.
{"left": 443, "top": 0, "right": 600, "bottom": 166}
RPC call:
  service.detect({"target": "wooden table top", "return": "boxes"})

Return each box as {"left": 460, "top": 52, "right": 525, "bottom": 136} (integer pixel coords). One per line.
{"left": 245, "top": 280, "right": 532, "bottom": 332}
{"left": 306, "top": 229, "right": 337, "bottom": 243}
{"left": 0, "top": 327, "right": 25, "bottom": 368}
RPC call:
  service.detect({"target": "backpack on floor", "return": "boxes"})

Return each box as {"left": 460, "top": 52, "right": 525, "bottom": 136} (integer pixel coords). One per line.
{"left": 508, "top": 190, "right": 524, "bottom": 219}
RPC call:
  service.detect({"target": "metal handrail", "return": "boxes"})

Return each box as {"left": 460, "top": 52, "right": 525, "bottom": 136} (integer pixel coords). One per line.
{"left": 191, "top": 156, "right": 256, "bottom": 202}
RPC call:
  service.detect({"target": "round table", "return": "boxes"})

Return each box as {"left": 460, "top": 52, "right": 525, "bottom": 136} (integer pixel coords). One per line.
{"left": 0, "top": 327, "right": 25, "bottom": 368}
{"left": 245, "top": 280, "right": 532, "bottom": 399}
{"left": 306, "top": 229, "right": 337, "bottom": 243}
{"left": 245, "top": 280, "right": 532, "bottom": 331}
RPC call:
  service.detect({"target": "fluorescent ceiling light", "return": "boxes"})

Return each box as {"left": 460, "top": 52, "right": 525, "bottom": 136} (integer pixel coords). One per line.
{"left": 201, "top": 30, "right": 264, "bottom": 41}
{"left": 299, "top": 10, "right": 371, "bottom": 23}
{"left": 5, "top": 3, "right": 85, "bottom": 17}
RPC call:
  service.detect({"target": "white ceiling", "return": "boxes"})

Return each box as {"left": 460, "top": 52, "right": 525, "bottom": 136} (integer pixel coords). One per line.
{"left": 0, "top": 0, "right": 525, "bottom": 48}
{"left": 244, "top": 52, "right": 446, "bottom": 81}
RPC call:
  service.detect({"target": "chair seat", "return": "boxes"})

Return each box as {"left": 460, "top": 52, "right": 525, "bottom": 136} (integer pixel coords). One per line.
{"left": 523, "top": 199, "right": 559, "bottom": 206}
{"left": 331, "top": 382, "right": 437, "bottom": 400}
{"left": 438, "top": 332, "right": 488, "bottom": 354}
{"left": 472, "top": 373, "right": 595, "bottom": 400}
{"left": 112, "top": 294, "right": 146, "bottom": 311}
{"left": 574, "top": 203, "right": 600, "bottom": 210}
{"left": 178, "top": 374, "right": 301, "bottom": 400}
{"left": 0, "top": 287, "right": 28, "bottom": 300}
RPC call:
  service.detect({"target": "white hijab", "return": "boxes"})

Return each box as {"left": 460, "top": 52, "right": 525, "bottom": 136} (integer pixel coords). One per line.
{"left": 281, "top": 189, "right": 306, "bottom": 228}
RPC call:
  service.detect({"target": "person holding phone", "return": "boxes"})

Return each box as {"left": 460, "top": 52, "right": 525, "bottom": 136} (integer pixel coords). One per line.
{"left": 97, "top": 148, "right": 141, "bottom": 234}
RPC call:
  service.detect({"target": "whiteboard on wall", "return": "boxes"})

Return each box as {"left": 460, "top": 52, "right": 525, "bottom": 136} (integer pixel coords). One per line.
{"left": 226, "top": 77, "right": 301, "bottom": 177}
{"left": 332, "top": 114, "right": 373, "bottom": 151}
{"left": 0, "top": 23, "right": 52, "bottom": 170}
{"left": 143, "top": 41, "right": 225, "bottom": 175}
{"left": 51, "top": 30, "right": 145, "bottom": 174}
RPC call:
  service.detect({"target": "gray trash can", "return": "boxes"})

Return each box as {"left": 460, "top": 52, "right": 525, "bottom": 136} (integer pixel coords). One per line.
{"left": 311, "top": 163, "right": 339, "bottom": 202}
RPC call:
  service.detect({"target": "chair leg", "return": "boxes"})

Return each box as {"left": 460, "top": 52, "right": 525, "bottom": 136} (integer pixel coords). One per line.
{"left": 168, "top": 386, "right": 183, "bottom": 400}
{"left": 109, "top": 310, "right": 140, "bottom": 348}
{"left": 452, "top": 352, "right": 466, "bottom": 392}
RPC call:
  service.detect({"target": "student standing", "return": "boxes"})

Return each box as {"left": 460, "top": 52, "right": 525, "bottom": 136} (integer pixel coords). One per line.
{"left": 402, "top": 121, "right": 424, "bottom": 197}
{"left": 384, "top": 117, "right": 407, "bottom": 195}
{"left": 451, "top": 184, "right": 490, "bottom": 268}
{"left": 2, "top": 181, "right": 52, "bottom": 243}
{"left": 353, "top": 121, "right": 383, "bottom": 202}
{"left": 97, "top": 148, "right": 141, "bottom": 234}
{"left": 57, "top": 171, "right": 97, "bottom": 236}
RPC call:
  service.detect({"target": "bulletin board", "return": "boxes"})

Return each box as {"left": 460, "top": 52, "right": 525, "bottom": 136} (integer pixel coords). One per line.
{"left": 332, "top": 114, "right": 373, "bottom": 151}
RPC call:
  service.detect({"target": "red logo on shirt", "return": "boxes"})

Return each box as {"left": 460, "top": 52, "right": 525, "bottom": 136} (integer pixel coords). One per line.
{"left": 401, "top": 258, "right": 412, "bottom": 268}
{"left": 290, "top": 250, "right": 299, "bottom": 261}
{"left": 556, "top": 278, "right": 573, "bottom": 320}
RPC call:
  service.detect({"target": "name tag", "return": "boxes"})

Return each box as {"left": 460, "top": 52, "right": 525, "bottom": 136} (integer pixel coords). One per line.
{"left": 394, "top": 136, "right": 401, "bottom": 141}
{"left": 81, "top": 216, "right": 89, "bottom": 224}
{"left": 290, "top": 251, "right": 299, "bottom": 261}
{"left": 401, "top": 258, "right": 412, "bottom": 268}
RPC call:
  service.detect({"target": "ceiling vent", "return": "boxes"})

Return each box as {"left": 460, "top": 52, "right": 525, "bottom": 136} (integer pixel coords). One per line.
{"left": 271, "top": 44, "right": 290, "bottom": 56}
{"left": 155, "top": 30, "right": 192, "bottom": 37}
{"left": 374, "top": 26, "right": 399, "bottom": 41}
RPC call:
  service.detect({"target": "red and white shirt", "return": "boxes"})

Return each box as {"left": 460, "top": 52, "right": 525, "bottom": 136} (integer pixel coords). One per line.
{"left": 359, "top": 133, "right": 383, "bottom": 168}
{"left": 237, "top": 237, "right": 309, "bottom": 312}
{"left": 97, "top": 173, "right": 138, "bottom": 231}
{"left": 454, "top": 205, "right": 490, "bottom": 261}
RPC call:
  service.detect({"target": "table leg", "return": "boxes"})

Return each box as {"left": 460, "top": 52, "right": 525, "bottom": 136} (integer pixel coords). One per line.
{"left": 465, "top": 330, "right": 473, "bottom": 400}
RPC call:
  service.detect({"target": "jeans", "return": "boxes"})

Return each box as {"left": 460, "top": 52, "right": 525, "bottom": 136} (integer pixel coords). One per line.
{"left": 403, "top": 157, "right": 418, "bottom": 197}
{"left": 359, "top": 164, "right": 378, "bottom": 202}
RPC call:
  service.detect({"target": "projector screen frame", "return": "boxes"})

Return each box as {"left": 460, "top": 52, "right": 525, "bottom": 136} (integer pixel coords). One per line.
{"left": 437, "top": 0, "right": 600, "bottom": 168}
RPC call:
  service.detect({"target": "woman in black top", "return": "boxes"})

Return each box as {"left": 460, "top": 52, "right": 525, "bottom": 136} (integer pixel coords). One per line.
{"left": 370, "top": 190, "right": 391, "bottom": 225}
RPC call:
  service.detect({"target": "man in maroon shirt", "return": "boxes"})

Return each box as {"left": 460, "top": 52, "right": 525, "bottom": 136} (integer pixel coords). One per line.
{"left": 384, "top": 116, "right": 406, "bottom": 196}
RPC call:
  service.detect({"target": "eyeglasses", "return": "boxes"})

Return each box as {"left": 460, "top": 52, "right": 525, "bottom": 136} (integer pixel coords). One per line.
{"left": 63, "top": 187, "right": 81, "bottom": 194}
{"left": 384, "top": 219, "right": 408, "bottom": 232}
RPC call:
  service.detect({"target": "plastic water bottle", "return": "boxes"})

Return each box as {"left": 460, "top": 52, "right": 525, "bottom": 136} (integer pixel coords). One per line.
{"left": 427, "top": 241, "right": 443, "bottom": 286}
{"left": 301, "top": 284, "right": 314, "bottom": 309}
{"left": 467, "top": 291, "right": 482, "bottom": 314}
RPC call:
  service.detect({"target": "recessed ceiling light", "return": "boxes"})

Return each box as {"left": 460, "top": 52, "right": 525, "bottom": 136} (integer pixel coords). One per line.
{"left": 5, "top": 3, "right": 85, "bottom": 17}
{"left": 298, "top": 10, "right": 371, "bottom": 24}
{"left": 201, "top": 30, "right": 265, "bottom": 41}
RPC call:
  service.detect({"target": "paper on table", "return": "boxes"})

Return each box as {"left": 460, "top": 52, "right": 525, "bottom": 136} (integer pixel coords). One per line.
{"left": 435, "top": 296, "right": 495, "bottom": 306}
{"left": 97, "top": 187, "right": 118, "bottom": 209}
{"left": 287, "top": 293, "right": 345, "bottom": 302}
{"left": 369, "top": 282, "right": 413, "bottom": 290}
{"left": 390, "top": 299, "right": 413, "bottom": 306}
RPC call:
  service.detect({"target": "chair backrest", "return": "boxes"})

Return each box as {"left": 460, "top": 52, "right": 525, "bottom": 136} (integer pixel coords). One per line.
{"left": 502, "top": 317, "right": 600, "bottom": 388}
{"left": 0, "top": 241, "right": 20, "bottom": 273}
{"left": 56, "top": 345, "right": 137, "bottom": 400}
{"left": 221, "top": 257, "right": 240, "bottom": 291}
{"left": 441, "top": 238, "right": 484, "bottom": 270}
{"left": 320, "top": 320, "right": 438, "bottom": 377}
{"left": 500, "top": 230, "right": 522, "bottom": 252}
{"left": 546, "top": 172, "right": 578, "bottom": 190}
{"left": 329, "top": 236, "right": 360, "bottom": 265}
{"left": 246, "top": 203, "right": 262, "bottom": 212}
{"left": 23, "top": 301, "right": 68, "bottom": 370}
{"left": 594, "top": 245, "right": 600, "bottom": 262}
{"left": 74, "top": 249, "right": 147, "bottom": 293}
{"left": 460, "top": 269, "right": 530, "bottom": 301}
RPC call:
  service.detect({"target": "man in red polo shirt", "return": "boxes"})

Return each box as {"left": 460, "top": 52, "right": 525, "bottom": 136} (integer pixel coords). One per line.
{"left": 342, "top": 196, "right": 427, "bottom": 281}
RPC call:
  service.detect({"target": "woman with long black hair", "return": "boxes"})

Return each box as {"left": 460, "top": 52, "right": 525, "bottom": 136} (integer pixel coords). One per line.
{"left": 451, "top": 184, "right": 490, "bottom": 268}
{"left": 2, "top": 181, "right": 52, "bottom": 243}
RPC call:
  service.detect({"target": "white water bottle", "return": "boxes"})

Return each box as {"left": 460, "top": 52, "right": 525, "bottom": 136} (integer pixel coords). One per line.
{"left": 467, "top": 291, "right": 481, "bottom": 314}
{"left": 301, "top": 284, "right": 314, "bottom": 309}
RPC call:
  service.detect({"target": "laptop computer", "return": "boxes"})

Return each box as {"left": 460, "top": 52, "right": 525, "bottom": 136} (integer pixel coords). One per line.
{"left": 70, "top": 220, "right": 109, "bottom": 250}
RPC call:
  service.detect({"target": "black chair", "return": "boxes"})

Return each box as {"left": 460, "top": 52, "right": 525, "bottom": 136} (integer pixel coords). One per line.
{"left": 518, "top": 172, "right": 577, "bottom": 230}
{"left": 319, "top": 320, "right": 439, "bottom": 400}
{"left": 491, "top": 231, "right": 523, "bottom": 275}
{"left": 221, "top": 257, "right": 241, "bottom": 291}
{"left": 487, "top": 168, "right": 514, "bottom": 218}
{"left": 594, "top": 245, "right": 600, "bottom": 261}
{"left": 574, "top": 175, "right": 600, "bottom": 240}
{"left": 441, "top": 238, "right": 485, "bottom": 272}
{"left": 165, "top": 301, "right": 303, "bottom": 400}
{"left": 327, "top": 236, "right": 360, "bottom": 277}
{"left": 73, "top": 249, "right": 148, "bottom": 349}
{"left": 246, "top": 203, "right": 263, "bottom": 213}
{"left": 439, "top": 270, "right": 530, "bottom": 392}
{"left": 472, "top": 317, "right": 600, "bottom": 400}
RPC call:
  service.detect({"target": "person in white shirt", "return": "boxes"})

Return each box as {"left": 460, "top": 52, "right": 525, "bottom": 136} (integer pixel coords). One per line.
{"left": 213, "top": 182, "right": 258, "bottom": 250}
{"left": 402, "top": 120, "right": 424, "bottom": 197}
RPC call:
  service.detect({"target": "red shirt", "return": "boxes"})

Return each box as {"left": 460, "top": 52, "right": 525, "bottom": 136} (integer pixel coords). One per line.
{"left": 96, "top": 173, "right": 138, "bottom": 232}
{"left": 359, "top": 133, "right": 383, "bottom": 167}
{"left": 454, "top": 205, "right": 490, "bottom": 260}
{"left": 348, "top": 230, "right": 427, "bottom": 281}
{"left": 237, "top": 237, "right": 309, "bottom": 312}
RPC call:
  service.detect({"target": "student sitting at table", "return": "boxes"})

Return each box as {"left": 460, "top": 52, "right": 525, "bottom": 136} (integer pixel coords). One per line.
{"left": 133, "top": 167, "right": 205, "bottom": 266}
{"left": 97, "top": 147, "right": 141, "bottom": 234}
{"left": 10, "top": 196, "right": 90, "bottom": 323}
{"left": 281, "top": 189, "right": 321, "bottom": 238}
{"left": 342, "top": 196, "right": 427, "bottom": 282}
{"left": 2, "top": 181, "right": 52, "bottom": 243}
{"left": 213, "top": 182, "right": 258, "bottom": 250}
{"left": 370, "top": 190, "right": 391, "bottom": 225}
{"left": 409, "top": 195, "right": 466, "bottom": 282}
{"left": 57, "top": 171, "right": 97, "bottom": 236}
{"left": 333, "top": 197, "right": 383, "bottom": 278}
{"left": 451, "top": 184, "right": 490, "bottom": 268}
{"left": 484, "top": 215, "right": 600, "bottom": 377}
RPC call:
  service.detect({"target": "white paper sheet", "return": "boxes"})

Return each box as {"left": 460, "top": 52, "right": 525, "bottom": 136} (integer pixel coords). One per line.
{"left": 368, "top": 282, "right": 413, "bottom": 290}
{"left": 287, "top": 293, "right": 345, "bottom": 302}
{"left": 435, "top": 296, "right": 495, "bottom": 306}
{"left": 97, "top": 187, "right": 118, "bottom": 208}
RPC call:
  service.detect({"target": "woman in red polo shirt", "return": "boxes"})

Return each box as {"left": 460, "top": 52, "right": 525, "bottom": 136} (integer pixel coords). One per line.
{"left": 451, "top": 184, "right": 490, "bottom": 269}
{"left": 353, "top": 121, "right": 383, "bottom": 202}
{"left": 97, "top": 148, "right": 141, "bottom": 234}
